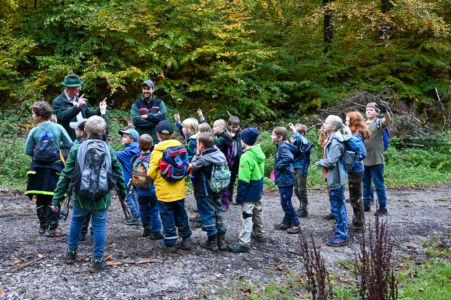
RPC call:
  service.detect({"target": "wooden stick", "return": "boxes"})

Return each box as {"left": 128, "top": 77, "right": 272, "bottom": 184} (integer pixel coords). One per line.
{"left": 8, "top": 255, "right": 44, "bottom": 273}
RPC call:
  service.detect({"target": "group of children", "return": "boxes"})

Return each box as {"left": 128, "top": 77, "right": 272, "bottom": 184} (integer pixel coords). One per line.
{"left": 24, "top": 99, "right": 391, "bottom": 271}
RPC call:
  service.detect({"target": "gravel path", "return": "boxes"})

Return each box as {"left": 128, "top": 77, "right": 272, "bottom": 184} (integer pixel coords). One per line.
{"left": 0, "top": 184, "right": 450, "bottom": 299}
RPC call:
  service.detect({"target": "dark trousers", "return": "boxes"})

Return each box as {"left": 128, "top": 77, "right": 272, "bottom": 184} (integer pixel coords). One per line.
{"left": 348, "top": 172, "right": 365, "bottom": 226}
{"left": 138, "top": 194, "right": 162, "bottom": 233}
{"left": 294, "top": 169, "right": 308, "bottom": 211}
{"left": 36, "top": 194, "right": 60, "bottom": 231}
{"left": 158, "top": 199, "right": 192, "bottom": 246}
{"left": 197, "top": 193, "right": 226, "bottom": 237}
{"left": 279, "top": 186, "right": 299, "bottom": 227}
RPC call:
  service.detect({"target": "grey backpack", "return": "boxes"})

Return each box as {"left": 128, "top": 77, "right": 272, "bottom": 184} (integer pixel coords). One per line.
{"left": 70, "top": 140, "right": 119, "bottom": 202}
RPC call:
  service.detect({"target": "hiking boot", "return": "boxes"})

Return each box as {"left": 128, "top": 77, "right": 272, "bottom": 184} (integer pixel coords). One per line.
{"left": 39, "top": 226, "right": 46, "bottom": 235}
{"left": 227, "top": 244, "right": 250, "bottom": 253}
{"left": 91, "top": 257, "right": 107, "bottom": 272}
{"left": 149, "top": 232, "right": 164, "bottom": 240}
{"left": 349, "top": 223, "right": 365, "bottom": 233}
{"left": 181, "top": 237, "right": 192, "bottom": 250}
{"left": 326, "top": 237, "right": 348, "bottom": 247}
{"left": 217, "top": 233, "right": 227, "bottom": 250}
{"left": 251, "top": 232, "right": 265, "bottom": 243}
{"left": 125, "top": 218, "right": 140, "bottom": 226}
{"left": 65, "top": 249, "right": 77, "bottom": 264}
{"left": 142, "top": 228, "right": 151, "bottom": 237}
{"left": 201, "top": 236, "right": 219, "bottom": 251}
{"left": 323, "top": 213, "right": 334, "bottom": 220}
{"left": 364, "top": 204, "right": 371, "bottom": 212}
{"left": 296, "top": 209, "right": 308, "bottom": 218}
{"left": 46, "top": 228, "right": 62, "bottom": 237}
{"left": 160, "top": 242, "right": 177, "bottom": 253}
{"left": 374, "top": 208, "right": 388, "bottom": 217}
{"left": 287, "top": 226, "right": 300, "bottom": 234}
{"left": 274, "top": 223, "right": 290, "bottom": 230}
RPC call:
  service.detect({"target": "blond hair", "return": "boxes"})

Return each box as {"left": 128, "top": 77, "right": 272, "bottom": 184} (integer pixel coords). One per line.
{"left": 182, "top": 118, "right": 199, "bottom": 137}
{"left": 85, "top": 116, "right": 106, "bottom": 139}
{"left": 294, "top": 123, "right": 307, "bottom": 135}
{"left": 199, "top": 122, "right": 212, "bottom": 133}
{"left": 213, "top": 119, "right": 230, "bottom": 136}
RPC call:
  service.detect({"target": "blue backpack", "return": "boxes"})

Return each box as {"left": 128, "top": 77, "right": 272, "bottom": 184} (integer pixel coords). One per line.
{"left": 33, "top": 129, "right": 60, "bottom": 163}
{"left": 160, "top": 146, "right": 189, "bottom": 182}
{"left": 342, "top": 134, "right": 367, "bottom": 171}
{"left": 293, "top": 135, "right": 313, "bottom": 160}
{"left": 375, "top": 118, "right": 390, "bottom": 151}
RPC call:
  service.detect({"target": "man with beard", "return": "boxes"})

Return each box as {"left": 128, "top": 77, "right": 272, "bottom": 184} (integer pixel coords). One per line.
{"left": 131, "top": 80, "right": 167, "bottom": 143}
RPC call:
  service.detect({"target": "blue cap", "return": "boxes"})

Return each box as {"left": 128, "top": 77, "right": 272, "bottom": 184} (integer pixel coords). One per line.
{"left": 143, "top": 80, "right": 154, "bottom": 88}
{"left": 119, "top": 129, "right": 139, "bottom": 142}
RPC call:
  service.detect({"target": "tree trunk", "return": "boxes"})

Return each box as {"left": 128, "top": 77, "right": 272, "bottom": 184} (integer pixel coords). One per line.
{"left": 323, "top": 0, "right": 333, "bottom": 54}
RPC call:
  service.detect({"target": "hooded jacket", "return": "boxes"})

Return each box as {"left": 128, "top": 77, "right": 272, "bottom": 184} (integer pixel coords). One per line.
{"left": 215, "top": 131, "right": 233, "bottom": 160}
{"left": 274, "top": 141, "right": 297, "bottom": 187}
{"left": 292, "top": 132, "right": 312, "bottom": 176}
{"left": 235, "top": 144, "right": 266, "bottom": 204}
{"left": 190, "top": 148, "right": 228, "bottom": 197}
{"left": 116, "top": 142, "right": 140, "bottom": 184}
{"left": 147, "top": 139, "right": 186, "bottom": 202}
{"left": 316, "top": 131, "right": 347, "bottom": 190}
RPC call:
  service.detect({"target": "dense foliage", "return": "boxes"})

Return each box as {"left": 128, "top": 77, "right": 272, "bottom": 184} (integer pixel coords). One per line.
{"left": 0, "top": 0, "right": 450, "bottom": 124}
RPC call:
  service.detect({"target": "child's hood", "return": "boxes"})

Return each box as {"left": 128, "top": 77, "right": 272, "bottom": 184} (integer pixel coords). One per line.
{"left": 246, "top": 144, "right": 266, "bottom": 163}
{"left": 154, "top": 139, "right": 183, "bottom": 152}
{"left": 278, "top": 141, "right": 298, "bottom": 155}
{"left": 201, "top": 148, "right": 227, "bottom": 166}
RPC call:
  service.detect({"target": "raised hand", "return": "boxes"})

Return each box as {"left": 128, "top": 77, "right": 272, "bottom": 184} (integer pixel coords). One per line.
{"left": 174, "top": 113, "right": 181, "bottom": 124}
{"left": 375, "top": 102, "right": 388, "bottom": 113}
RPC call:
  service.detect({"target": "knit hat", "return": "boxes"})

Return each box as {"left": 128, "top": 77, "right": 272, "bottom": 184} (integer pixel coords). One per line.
{"left": 241, "top": 128, "right": 260, "bottom": 146}
{"left": 70, "top": 119, "right": 87, "bottom": 131}
{"left": 156, "top": 120, "right": 174, "bottom": 135}
{"left": 119, "top": 128, "right": 139, "bottom": 142}
{"left": 143, "top": 80, "right": 154, "bottom": 88}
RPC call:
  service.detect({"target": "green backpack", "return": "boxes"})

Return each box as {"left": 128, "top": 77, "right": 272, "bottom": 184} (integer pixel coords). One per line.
{"left": 209, "top": 164, "right": 231, "bottom": 193}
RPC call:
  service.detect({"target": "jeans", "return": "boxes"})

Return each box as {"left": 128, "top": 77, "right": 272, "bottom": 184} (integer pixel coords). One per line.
{"left": 197, "top": 193, "right": 226, "bottom": 237}
{"left": 68, "top": 206, "right": 108, "bottom": 260}
{"left": 279, "top": 186, "right": 299, "bottom": 227}
{"left": 294, "top": 169, "right": 308, "bottom": 211}
{"left": 330, "top": 187, "right": 348, "bottom": 239}
{"left": 126, "top": 187, "right": 140, "bottom": 219}
{"left": 158, "top": 199, "right": 191, "bottom": 246}
{"left": 238, "top": 201, "right": 264, "bottom": 246}
{"left": 348, "top": 172, "right": 364, "bottom": 226}
{"left": 362, "top": 164, "right": 387, "bottom": 209}
{"left": 36, "top": 194, "right": 60, "bottom": 231}
{"left": 138, "top": 194, "right": 162, "bottom": 233}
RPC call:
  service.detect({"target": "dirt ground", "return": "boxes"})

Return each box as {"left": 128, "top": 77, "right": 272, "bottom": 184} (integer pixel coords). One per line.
{"left": 0, "top": 184, "right": 450, "bottom": 299}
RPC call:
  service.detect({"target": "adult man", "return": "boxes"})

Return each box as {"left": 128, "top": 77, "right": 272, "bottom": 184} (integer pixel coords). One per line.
{"left": 52, "top": 72, "right": 107, "bottom": 140}
{"left": 131, "top": 80, "right": 167, "bottom": 143}
{"left": 362, "top": 102, "right": 392, "bottom": 216}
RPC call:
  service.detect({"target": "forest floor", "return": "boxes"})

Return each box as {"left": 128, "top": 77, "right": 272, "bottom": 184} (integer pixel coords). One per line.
{"left": 0, "top": 184, "right": 450, "bottom": 299}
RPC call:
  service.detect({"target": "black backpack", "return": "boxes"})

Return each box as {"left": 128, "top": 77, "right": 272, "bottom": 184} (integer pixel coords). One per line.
{"left": 33, "top": 129, "right": 60, "bottom": 163}
{"left": 70, "top": 140, "right": 119, "bottom": 202}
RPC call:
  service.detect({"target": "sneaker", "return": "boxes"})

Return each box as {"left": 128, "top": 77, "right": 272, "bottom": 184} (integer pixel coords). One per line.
{"left": 91, "top": 257, "right": 107, "bottom": 272}
{"left": 349, "top": 224, "right": 365, "bottom": 233}
{"left": 191, "top": 219, "right": 203, "bottom": 229}
{"left": 323, "top": 213, "right": 334, "bottom": 220}
{"left": 296, "top": 209, "right": 308, "bottom": 218}
{"left": 374, "top": 208, "right": 388, "bottom": 216}
{"left": 251, "top": 232, "right": 265, "bottom": 243}
{"left": 142, "top": 228, "right": 151, "bottom": 237}
{"left": 125, "top": 218, "right": 141, "bottom": 226}
{"left": 274, "top": 223, "right": 290, "bottom": 230}
{"left": 149, "top": 232, "right": 164, "bottom": 240}
{"left": 65, "top": 249, "right": 77, "bottom": 264}
{"left": 227, "top": 244, "right": 250, "bottom": 253}
{"left": 201, "top": 236, "right": 218, "bottom": 251}
{"left": 326, "top": 237, "right": 348, "bottom": 247}
{"left": 181, "top": 237, "right": 192, "bottom": 250}
{"left": 46, "top": 228, "right": 62, "bottom": 237}
{"left": 364, "top": 204, "right": 371, "bottom": 212}
{"left": 287, "top": 226, "right": 300, "bottom": 234}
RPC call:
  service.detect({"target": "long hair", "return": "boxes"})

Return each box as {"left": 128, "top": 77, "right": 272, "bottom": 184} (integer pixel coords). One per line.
{"left": 213, "top": 119, "right": 230, "bottom": 136}
{"left": 346, "top": 111, "right": 371, "bottom": 139}
{"left": 273, "top": 126, "right": 289, "bottom": 142}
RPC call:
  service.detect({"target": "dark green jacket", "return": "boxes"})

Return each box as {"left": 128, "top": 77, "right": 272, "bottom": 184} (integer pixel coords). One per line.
{"left": 52, "top": 143, "right": 127, "bottom": 211}
{"left": 131, "top": 96, "right": 167, "bottom": 142}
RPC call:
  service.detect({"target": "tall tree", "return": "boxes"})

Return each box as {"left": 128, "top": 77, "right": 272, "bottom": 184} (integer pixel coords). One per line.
{"left": 323, "top": 0, "right": 334, "bottom": 53}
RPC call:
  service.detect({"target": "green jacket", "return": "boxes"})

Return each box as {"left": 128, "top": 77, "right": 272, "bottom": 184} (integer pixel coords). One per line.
{"left": 235, "top": 144, "right": 266, "bottom": 204}
{"left": 52, "top": 143, "right": 127, "bottom": 211}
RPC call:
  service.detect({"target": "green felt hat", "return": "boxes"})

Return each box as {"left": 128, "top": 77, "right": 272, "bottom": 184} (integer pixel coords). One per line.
{"left": 61, "top": 73, "right": 84, "bottom": 87}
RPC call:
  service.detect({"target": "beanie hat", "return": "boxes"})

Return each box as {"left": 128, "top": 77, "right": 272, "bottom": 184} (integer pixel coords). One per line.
{"left": 241, "top": 128, "right": 260, "bottom": 146}
{"left": 156, "top": 120, "right": 174, "bottom": 135}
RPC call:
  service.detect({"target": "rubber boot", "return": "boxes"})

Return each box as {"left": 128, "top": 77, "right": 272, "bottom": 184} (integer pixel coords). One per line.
{"left": 217, "top": 234, "right": 227, "bottom": 251}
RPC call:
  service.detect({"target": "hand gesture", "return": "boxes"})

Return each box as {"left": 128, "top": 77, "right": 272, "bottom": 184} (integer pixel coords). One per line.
{"left": 99, "top": 97, "right": 107, "bottom": 114}
{"left": 197, "top": 109, "right": 204, "bottom": 121}
{"left": 375, "top": 102, "right": 388, "bottom": 113}
{"left": 174, "top": 113, "right": 181, "bottom": 124}
{"left": 77, "top": 95, "right": 87, "bottom": 108}
{"left": 288, "top": 123, "right": 295, "bottom": 131}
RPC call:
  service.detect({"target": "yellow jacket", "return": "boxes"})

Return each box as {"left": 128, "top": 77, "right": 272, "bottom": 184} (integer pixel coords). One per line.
{"left": 147, "top": 139, "right": 186, "bottom": 202}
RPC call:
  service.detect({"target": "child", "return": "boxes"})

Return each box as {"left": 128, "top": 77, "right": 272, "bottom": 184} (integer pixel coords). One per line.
{"left": 227, "top": 128, "right": 265, "bottom": 253}
{"left": 345, "top": 112, "right": 370, "bottom": 232}
{"left": 133, "top": 134, "right": 163, "bottom": 239}
{"left": 363, "top": 102, "right": 392, "bottom": 216}
{"left": 315, "top": 115, "right": 348, "bottom": 247}
{"left": 51, "top": 116, "right": 127, "bottom": 271}
{"left": 213, "top": 119, "right": 233, "bottom": 211}
{"left": 190, "top": 132, "right": 228, "bottom": 251}
{"left": 272, "top": 126, "right": 300, "bottom": 234}
{"left": 147, "top": 120, "right": 192, "bottom": 251}
{"left": 288, "top": 123, "right": 312, "bottom": 218}
{"left": 228, "top": 115, "right": 243, "bottom": 205}
{"left": 174, "top": 114, "right": 199, "bottom": 162}
{"left": 198, "top": 122, "right": 212, "bottom": 133}
{"left": 25, "top": 101, "right": 72, "bottom": 236}
{"left": 117, "top": 128, "right": 141, "bottom": 225}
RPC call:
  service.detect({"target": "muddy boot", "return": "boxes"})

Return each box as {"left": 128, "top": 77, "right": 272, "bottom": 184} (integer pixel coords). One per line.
{"left": 217, "top": 234, "right": 227, "bottom": 251}
{"left": 201, "top": 236, "right": 218, "bottom": 251}
{"left": 39, "top": 224, "right": 47, "bottom": 235}
{"left": 181, "top": 237, "right": 192, "bottom": 250}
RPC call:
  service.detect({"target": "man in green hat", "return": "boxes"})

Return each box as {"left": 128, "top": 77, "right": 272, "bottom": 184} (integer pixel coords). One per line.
{"left": 131, "top": 80, "right": 167, "bottom": 143}
{"left": 52, "top": 72, "right": 107, "bottom": 140}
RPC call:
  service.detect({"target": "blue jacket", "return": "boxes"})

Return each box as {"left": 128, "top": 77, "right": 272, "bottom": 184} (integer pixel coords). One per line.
{"left": 348, "top": 132, "right": 365, "bottom": 173}
{"left": 116, "top": 142, "right": 140, "bottom": 184}
{"left": 292, "top": 132, "right": 312, "bottom": 176}
{"left": 274, "top": 141, "right": 297, "bottom": 187}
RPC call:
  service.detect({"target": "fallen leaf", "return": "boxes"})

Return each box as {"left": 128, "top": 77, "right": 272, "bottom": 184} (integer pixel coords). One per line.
{"left": 37, "top": 253, "right": 44, "bottom": 259}
{"left": 10, "top": 287, "right": 17, "bottom": 290}
{"left": 260, "top": 285, "right": 266, "bottom": 291}
{"left": 0, "top": 289, "right": 6, "bottom": 297}
{"left": 210, "top": 269, "right": 215, "bottom": 275}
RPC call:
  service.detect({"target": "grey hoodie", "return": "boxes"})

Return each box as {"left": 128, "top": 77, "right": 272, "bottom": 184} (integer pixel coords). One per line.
{"left": 191, "top": 148, "right": 228, "bottom": 197}
{"left": 316, "top": 131, "right": 347, "bottom": 190}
